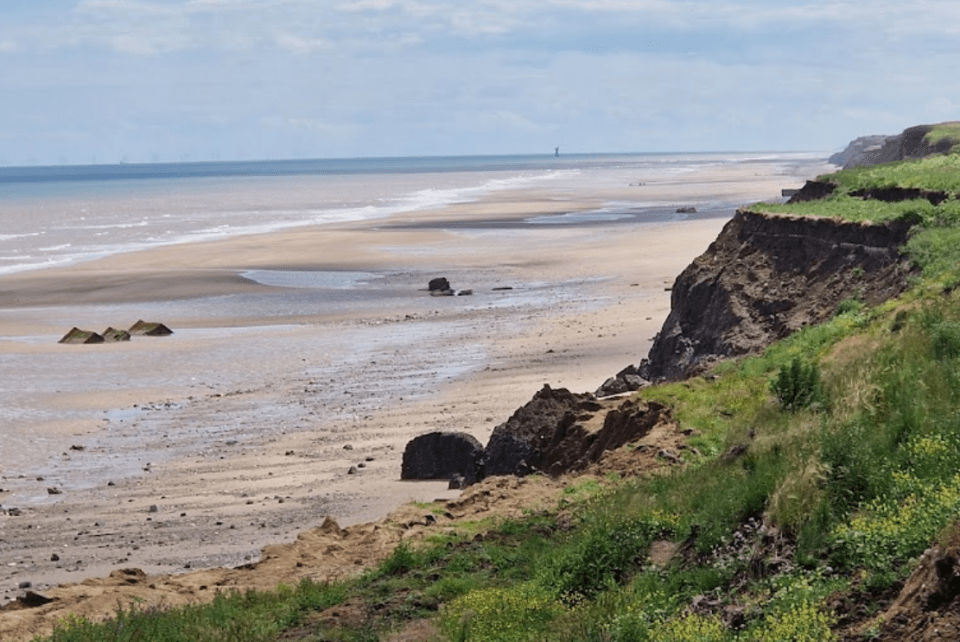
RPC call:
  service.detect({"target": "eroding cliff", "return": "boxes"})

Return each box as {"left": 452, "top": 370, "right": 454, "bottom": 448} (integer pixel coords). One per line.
{"left": 830, "top": 122, "right": 960, "bottom": 169}
{"left": 639, "top": 209, "right": 914, "bottom": 381}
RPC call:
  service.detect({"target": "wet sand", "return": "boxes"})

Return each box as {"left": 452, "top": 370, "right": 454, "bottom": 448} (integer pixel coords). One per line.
{"left": 0, "top": 158, "right": 829, "bottom": 604}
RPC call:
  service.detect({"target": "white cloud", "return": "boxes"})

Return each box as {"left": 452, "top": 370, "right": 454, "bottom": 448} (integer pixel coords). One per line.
{"left": 0, "top": 40, "right": 17, "bottom": 53}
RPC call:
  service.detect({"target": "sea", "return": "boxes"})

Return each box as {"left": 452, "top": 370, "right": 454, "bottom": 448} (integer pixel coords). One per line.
{"left": 0, "top": 152, "right": 827, "bottom": 276}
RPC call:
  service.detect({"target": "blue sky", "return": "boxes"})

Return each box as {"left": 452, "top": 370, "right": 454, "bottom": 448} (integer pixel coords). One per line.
{"left": 1, "top": 0, "right": 958, "bottom": 165}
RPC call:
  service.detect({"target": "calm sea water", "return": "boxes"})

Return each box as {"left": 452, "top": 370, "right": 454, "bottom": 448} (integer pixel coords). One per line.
{"left": 0, "top": 152, "right": 824, "bottom": 275}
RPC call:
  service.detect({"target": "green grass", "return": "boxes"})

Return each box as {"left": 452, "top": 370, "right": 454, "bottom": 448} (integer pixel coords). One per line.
{"left": 34, "top": 154, "right": 960, "bottom": 641}
{"left": 820, "top": 152, "right": 960, "bottom": 193}
{"left": 925, "top": 122, "right": 960, "bottom": 151}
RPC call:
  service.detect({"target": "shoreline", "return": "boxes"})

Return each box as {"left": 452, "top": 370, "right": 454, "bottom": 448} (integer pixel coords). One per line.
{"left": 0, "top": 158, "right": 830, "bottom": 609}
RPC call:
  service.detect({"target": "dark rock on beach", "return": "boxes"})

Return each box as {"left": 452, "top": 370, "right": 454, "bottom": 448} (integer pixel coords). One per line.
{"left": 401, "top": 432, "right": 484, "bottom": 484}
{"left": 427, "top": 277, "right": 451, "bottom": 292}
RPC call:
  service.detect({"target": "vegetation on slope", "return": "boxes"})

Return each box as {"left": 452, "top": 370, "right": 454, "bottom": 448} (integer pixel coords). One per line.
{"left": 34, "top": 151, "right": 960, "bottom": 641}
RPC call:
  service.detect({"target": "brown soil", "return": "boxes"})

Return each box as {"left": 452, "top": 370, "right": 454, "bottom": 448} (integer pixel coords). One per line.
{"left": 841, "top": 522, "right": 960, "bottom": 642}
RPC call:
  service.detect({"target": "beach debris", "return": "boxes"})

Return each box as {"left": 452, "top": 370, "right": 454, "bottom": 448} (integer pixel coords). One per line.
{"left": 676, "top": 206, "right": 697, "bottom": 214}
{"left": 492, "top": 286, "right": 514, "bottom": 291}
{"left": 343, "top": 444, "right": 354, "bottom": 450}
{"left": 12, "top": 591, "right": 55, "bottom": 608}
{"left": 347, "top": 466, "right": 358, "bottom": 475}
{"left": 401, "top": 431, "right": 484, "bottom": 485}
{"left": 46, "top": 487, "right": 62, "bottom": 495}
{"left": 58, "top": 327, "right": 105, "bottom": 344}
{"left": 128, "top": 320, "right": 173, "bottom": 336}
{"left": 456, "top": 289, "right": 473, "bottom": 296}
{"left": 101, "top": 327, "right": 131, "bottom": 342}
{"left": 69, "top": 445, "right": 85, "bottom": 451}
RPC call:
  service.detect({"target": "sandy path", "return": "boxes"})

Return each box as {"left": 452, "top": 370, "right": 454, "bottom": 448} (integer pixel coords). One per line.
{"left": 0, "top": 159, "right": 829, "bottom": 617}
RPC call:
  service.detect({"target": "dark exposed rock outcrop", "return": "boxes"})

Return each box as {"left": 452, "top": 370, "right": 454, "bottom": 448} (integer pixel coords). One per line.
{"left": 639, "top": 209, "right": 914, "bottom": 381}
{"left": 401, "top": 431, "right": 484, "bottom": 484}
{"left": 483, "top": 384, "right": 671, "bottom": 477}
{"left": 786, "top": 180, "right": 837, "bottom": 204}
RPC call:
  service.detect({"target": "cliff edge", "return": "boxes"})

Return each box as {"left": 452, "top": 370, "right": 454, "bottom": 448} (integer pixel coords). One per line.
{"left": 639, "top": 209, "right": 914, "bottom": 381}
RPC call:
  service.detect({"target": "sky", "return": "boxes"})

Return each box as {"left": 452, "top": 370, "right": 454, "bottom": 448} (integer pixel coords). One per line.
{"left": 0, "top": 0, "right": 958, "bottom": 165}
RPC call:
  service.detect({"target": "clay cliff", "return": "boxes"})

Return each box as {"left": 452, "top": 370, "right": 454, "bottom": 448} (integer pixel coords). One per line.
{"left": 638, "top": 209, "right": 914, "bottom": 381}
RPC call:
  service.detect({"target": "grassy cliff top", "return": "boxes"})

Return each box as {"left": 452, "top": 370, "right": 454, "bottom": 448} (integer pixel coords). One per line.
{"left": 755, "top": 153, "right": 960, "bottom": 226}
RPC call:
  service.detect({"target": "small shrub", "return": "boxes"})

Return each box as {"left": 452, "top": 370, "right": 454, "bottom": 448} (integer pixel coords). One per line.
{"left": 378, "top": 542, "right": 417, "bottom": 576}
{"left": 648, "top": 613, "right": 730, "bottom": 642}
{"left": 537, "top": 516, "right": 661, "bottom": 603}
{"left": 743, "top": 601, "right": 836, "bottom": 642}
{"left": 931, "top": 320, "right": 960, "bottom": 359}
{"left": 438, "top": 583, "right": 563, "bottom": 642}
{"left": 770, "top": 358, "right": 825, "bottom": 412}
{"left": 835, "top": 295, "right": 864, "bottom": 317}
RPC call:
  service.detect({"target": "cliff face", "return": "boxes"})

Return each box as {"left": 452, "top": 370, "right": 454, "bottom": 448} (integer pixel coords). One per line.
{"left": 830, "top": 122, "right": 960, "bottom": 169}
{"left": 639, "top": 210, "right": 914, "bottom": 381}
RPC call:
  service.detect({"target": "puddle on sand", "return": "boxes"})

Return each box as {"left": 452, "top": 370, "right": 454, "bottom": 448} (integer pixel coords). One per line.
{"left": 241, "top": 270, "right": 382, "bottom": 289}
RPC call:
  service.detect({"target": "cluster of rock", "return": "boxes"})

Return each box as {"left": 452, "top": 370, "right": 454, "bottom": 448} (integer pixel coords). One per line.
{"left": 401, "top": 384, "right": 672, "bottom": 486}
{"left": 427, "top": 277, "right": 472, "bottom": 297}
{"left": 829, "top": 122, "right": 960, "bottom": 169}
{"left": 594, "top": 364, "right": 649, "bottom": 398}
{"left": 58, "top": 320, "right": 173, "bottom": 344}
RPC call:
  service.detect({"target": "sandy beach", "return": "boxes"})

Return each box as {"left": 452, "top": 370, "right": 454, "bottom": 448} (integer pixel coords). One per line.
{"left": 0, "top": 158, "right": 830, "bottom": 618}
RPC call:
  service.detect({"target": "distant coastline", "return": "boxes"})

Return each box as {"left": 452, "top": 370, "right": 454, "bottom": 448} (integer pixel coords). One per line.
{"left": 0, "top": 151, "right": 825, "bottom": 184}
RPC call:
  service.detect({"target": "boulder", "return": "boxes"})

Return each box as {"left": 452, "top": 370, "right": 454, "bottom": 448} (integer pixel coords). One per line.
{"left": 58, "top": 328, "right": 104, "bottom": 344}
{"left": 428, "top": 277, "right": 451, "bottom": 292}
{"left": 401, "top": 431, "right": 484, "bottom": 484}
